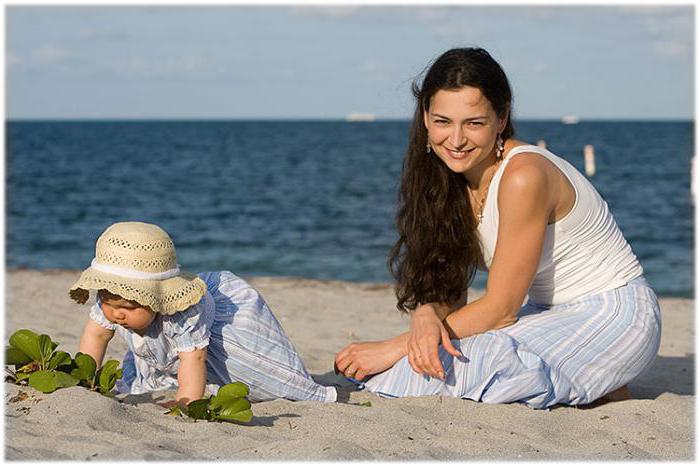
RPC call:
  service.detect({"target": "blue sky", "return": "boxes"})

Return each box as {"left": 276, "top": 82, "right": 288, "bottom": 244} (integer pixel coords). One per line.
{"left": 6, "top": 4, "right": 694, "bottom": 120}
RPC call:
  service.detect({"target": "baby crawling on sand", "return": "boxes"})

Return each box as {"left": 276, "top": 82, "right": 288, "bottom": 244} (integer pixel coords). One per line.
{"left": 70, "top": 221, "right": 337, "bottom": 407}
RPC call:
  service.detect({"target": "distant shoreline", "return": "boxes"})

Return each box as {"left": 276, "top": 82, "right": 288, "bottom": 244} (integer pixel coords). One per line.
{"left": 6, "top": 118, "right": 695, "bottom": 124}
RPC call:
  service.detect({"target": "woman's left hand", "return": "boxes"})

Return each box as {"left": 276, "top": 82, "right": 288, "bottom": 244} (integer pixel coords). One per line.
{"left": 407, "top": 304, "right": 462, "bottom": 379}
{"left": 334, "top": 337, "right": 407, "bottom": 381}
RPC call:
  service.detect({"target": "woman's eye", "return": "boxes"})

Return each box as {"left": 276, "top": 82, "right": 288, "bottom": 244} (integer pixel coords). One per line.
{"left": 434, "top": 120, "right": 449, "bottom": 126}
{"left": 468, "top": 121, "right": 484, "bottom": 127}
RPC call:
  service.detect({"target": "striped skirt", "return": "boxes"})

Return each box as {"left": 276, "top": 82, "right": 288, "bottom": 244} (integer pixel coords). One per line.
{"left": 360, "top": 276, "right": 661, "bottom": 409}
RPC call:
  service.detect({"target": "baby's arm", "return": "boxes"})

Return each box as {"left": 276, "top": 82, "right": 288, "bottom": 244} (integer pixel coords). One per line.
{"left": 175, "top": 347, "right": 207, "bottom": 406}
{"left": 78, "top": 319, "right": 115, "bottom": 367}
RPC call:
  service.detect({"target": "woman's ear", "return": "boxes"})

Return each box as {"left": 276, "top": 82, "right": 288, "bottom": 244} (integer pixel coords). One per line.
{"left": 423, "top": 109, "right": 430, "bottom": 130}
{"left": 498, "top": 106, "right": 510, "bottom": 133}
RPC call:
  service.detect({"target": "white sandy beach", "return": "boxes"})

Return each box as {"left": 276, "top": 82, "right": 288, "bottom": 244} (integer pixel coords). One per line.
{"left": 4, "top": 269, "right": 694, "bottom": 460}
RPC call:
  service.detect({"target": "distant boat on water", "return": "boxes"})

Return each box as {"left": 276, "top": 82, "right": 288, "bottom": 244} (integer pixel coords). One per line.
{"left": 561, "top": 115, "right": 580, "bottom": 124}
{"left": 345, "top": 113, "right": 376, "bottom": 122}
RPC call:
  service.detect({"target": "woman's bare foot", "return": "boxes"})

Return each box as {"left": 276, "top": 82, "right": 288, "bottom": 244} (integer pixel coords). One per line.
{"left": 578, "top": 385, "right": 631, "bottom": 409}
{"left": 602, "top": 385, "right": 631, "bottom": 402}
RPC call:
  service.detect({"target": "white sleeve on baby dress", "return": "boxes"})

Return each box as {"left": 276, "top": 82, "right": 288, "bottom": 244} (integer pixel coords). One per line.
{"left": 161, "top": 296, "right": 214, "bottom": 353}
{"left": 88, "top": 300, "right": 117, "bottom": 331}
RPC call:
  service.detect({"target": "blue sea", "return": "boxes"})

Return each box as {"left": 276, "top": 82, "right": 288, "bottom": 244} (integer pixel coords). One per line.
{"left": 6, "top": 120, "right": 694, "bottom": 298}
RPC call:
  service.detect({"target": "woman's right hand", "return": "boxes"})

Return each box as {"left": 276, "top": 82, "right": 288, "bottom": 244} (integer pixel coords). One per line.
{"left": 407, "top": 304, "right": 462, "bottom": 380}
{"left": 334, "top": 337, "right": 406, "bottom": 381}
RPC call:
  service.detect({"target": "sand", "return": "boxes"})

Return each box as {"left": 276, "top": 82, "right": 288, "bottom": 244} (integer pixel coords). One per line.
{"left": 4, "top": 269, "right": 694, "bottom": 460}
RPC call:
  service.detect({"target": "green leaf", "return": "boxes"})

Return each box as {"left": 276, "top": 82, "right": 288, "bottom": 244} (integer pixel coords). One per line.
{"left": 166, "top": 405, "right": 184, "bottom": 417}
{"left": 70, "top": 352, "right": 97, "bottom": 386}
{"left": 5, "top": 347, "right": 32, "bottom": 366}
{"left": 28, "top": 370, "right": 79, "bottom": 393}
{"left": 218, "top": 382, "right": 250, "bottom": 399}
{"left": 214, "top": 397, "right": 251, "bottom": 418}
{"left": 96, "top": 360, "right": 122, "bottom": 394}
{"left": 358, "top": 401, "right": 372, "bottom": 407}
{"left": 37, "top": 334, "right": 54, "bottom": 364}
{"left": 8, "top": 329, "right": 42, "bottom": 362}
{"left": 215, "top": 408, "right": 253, "bottom": 423}
{"left": 209, "top": 382, "right": 250, "bottom": 412}
{"left": 15, "top": 372, "right": 30, "bottom": 381}
{"left": 54, "top": 371, "right": 80, "bottom": 389}
{"left": 47, "top": 351, "right": 71, "bottom": 370}
{"left": 185, "top": 398, "right": 211, "bottom": 420}
{"left": 28, "top": 370, "right": 56, "bottom": 393}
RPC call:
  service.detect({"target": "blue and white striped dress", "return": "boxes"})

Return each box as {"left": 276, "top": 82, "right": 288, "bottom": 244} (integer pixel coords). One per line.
{"left": 361, "top": 146, "right": 662, "bottom": 409}
{"left": 361, "top": 277, "right": 660, "bottom": 408}
{"left": 89, "top": 271, "right": 336, "bottom": 402}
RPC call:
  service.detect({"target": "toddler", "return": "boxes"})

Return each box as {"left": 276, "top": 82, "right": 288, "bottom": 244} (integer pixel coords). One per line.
{"left": 71, "top": 221, "right": 337, "bottom": 406}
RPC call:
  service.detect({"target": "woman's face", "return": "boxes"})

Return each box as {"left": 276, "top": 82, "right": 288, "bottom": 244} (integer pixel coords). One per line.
{"left": 424, "top": 86, "right": 507, "bottom": 177}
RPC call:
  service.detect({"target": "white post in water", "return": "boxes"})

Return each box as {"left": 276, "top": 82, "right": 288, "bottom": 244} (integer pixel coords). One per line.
{"left": 536, "top": 140, "right": 546, "bottom": 149}
{"left": 584, "top": 144, "right": 596, "bottom": 177}
{"left": 692, "top": 157, "right": 696, "bottom": 202}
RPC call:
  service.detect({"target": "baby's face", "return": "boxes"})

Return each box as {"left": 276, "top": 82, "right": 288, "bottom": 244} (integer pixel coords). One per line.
{"left": 101, "top": 297, "right": 156, "bottom": 331}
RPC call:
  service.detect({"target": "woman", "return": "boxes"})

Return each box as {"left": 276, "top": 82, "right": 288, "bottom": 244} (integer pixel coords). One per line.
{"left": 334, "top": 48, "right": 660, "bottom": 409}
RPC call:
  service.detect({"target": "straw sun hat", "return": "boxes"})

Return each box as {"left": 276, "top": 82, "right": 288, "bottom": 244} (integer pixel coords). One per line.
{"left": 69, "top": 222, "right": 207, "bottom": 315}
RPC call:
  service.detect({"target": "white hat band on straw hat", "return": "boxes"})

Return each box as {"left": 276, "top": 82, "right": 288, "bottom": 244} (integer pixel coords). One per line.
{"left": 90, "top": 258, "right": 181, "bottom": 280}
{"left": 69, "top": 221, "right": 208, "bottom": 315}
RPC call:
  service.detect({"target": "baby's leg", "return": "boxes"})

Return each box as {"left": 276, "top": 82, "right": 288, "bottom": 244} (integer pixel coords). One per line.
{"left": 203, "top": 271, "right": 336, "bottom": 402}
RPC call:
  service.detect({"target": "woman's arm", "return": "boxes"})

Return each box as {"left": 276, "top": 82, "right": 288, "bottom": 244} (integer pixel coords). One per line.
{"left": 78, "top": 319, "right": 115, "bottom": 367}
{"left": 409, "top": 156, "right": 554, "bottom": 377}
{"left": 175, "top": 347, "right": 208, "bottom": 406}
{"left": 443, "top": 157, "right": 553, "bottom": 338}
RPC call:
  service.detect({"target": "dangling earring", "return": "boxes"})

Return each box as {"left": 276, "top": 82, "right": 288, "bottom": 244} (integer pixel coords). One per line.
{"left": 426, "top": 141, "right": 432, "bottom": 154}
{"left": 496, "top": 134, "right": 505, "bottom": 159}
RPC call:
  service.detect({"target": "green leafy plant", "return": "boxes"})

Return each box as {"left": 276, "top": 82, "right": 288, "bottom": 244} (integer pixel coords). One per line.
{"left": 167, "top": 381, "right": 254, "bottom": 424}
{"left": 5, "top": 329, "right": 122, "bottom": 396}
{"left": 70, "top": 352, "right": 123, "bottom": 395}
{"left": 5, "top": 329, "right": 78, "bottom": 393}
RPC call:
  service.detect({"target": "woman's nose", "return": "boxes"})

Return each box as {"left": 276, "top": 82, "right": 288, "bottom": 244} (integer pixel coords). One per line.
{"left": 449, "top": 126, "right": 465, "bottom": 148}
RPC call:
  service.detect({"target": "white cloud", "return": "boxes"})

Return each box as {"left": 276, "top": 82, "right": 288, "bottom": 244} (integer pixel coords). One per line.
{"left": 6, "top": 53, "right": 22, "bottom": 68}
{"left": 33, "top": 45, "right": 70, "bottom": 64}
{"left": 654, "top": 40, "right": 691, "bottom": 58}
{"left": 76, "top": 27, "right": 129, "bottom": 41}
{"left": 114, "top": 54, "right": 209, "bottom": 79}
{"left": 359, "top": 58, "right": 394, "bottom": 82}
{"left": 289, "top": 5, "right": 362, "bottom": 19}
{"left": 533, "top": 61, "right": 548, "bottom": 74}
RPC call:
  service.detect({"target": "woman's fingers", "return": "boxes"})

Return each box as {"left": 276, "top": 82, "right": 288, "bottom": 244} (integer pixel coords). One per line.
{"left": 344, "top": 363, "right": 358, "bottom": 378}
{"left": 334, "top": 352, "right": 352, "bottom": 375}
{"left": 335, "top": 345, "right": 365, "bottom": 378}
{"left": 407, "top": 346, "right": 421, "bottom": 374}
{"left": 415, "top": 336, "right": 442, "bottom": 378}
{"left": 412, "top": 340, "right": 437, "bottom": 378}
{"left": 425, "top": 342, "right": 445, "bottom": 380}
{"left": 354, "top": 369, "right": 367, "bottom": 382}
{"left": 441, "top": 327, "right": 462, "bottom": 358}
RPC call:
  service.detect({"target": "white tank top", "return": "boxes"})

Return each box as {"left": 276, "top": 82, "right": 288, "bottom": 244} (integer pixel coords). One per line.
{"left": 477, "top": 145, "right": 643, "bottom": 305}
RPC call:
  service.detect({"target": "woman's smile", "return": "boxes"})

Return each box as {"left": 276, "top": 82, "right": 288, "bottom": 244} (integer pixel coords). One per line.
{"left": 445, "top": 147, "right": 474, "bottom": 159}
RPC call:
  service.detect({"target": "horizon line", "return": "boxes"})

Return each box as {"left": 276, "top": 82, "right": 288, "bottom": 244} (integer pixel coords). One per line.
{"left": 6, "top": 117, "right": 694, "bottom": 123}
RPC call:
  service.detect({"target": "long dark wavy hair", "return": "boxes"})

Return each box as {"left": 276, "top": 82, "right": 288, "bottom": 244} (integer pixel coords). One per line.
{"left": 388, "top": 47, "right": 515, "bottom": 313}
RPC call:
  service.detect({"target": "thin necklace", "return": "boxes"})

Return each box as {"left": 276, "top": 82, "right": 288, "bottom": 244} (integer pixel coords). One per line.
{"left": 470, "top": 157, "right": 503, "bottom": 224}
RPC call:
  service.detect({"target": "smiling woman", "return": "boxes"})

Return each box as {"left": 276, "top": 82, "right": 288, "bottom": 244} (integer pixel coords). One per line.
{"left": 335, "top": 47, "right": 661, "bottom": 409}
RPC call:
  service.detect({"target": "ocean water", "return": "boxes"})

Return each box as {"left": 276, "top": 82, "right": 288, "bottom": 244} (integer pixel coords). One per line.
{"left": 6, "top": 120, "right": 694, "bottom": 297}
